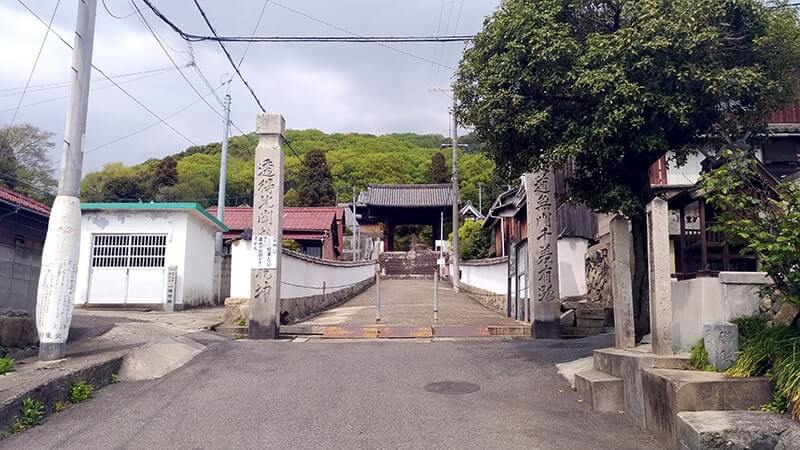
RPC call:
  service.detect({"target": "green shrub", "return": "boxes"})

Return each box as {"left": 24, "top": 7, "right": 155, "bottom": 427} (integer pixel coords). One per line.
{"left": 69, "top": 380, "right": 93, "bottom": 403}
{"left": 53, "top": 401, "right": 68, "bottom": 413}
{"left": 10, "top": 398, "right": 44, "bottom": 433}
{"left": 110, "top": 374, "right": 120, "bottom": 384}
{"left": 689, "top": 339, "right": 716, "bottom": 372}
{"left": 0, "top": 355, "right": 15, "bottom": 375}
{"left": 727, "top": 318, "right": 800, "bottom": 417}
{"left": 761, "top": 392, "right": 789, "bottom": 413}
{"left": 236, "top": 318, "right": 246, "bottom": 327}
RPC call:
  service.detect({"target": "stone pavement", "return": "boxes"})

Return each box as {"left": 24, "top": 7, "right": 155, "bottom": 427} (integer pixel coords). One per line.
{"left": 294, "top": 279, "right": 523, "bottom": 328}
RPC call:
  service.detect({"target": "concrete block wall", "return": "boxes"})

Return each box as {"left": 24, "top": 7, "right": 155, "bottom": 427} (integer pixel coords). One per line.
{"left": 0, "top": 243, "right": 42, "bottom": 313}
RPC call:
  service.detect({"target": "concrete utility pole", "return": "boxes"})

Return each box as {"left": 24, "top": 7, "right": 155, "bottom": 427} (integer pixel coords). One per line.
{"left": 352, "top": 187, "right": 357, "bottom": 261}
{"left": 35, "top": 0, "right": 97, "bottom": 361}
{"left": 450, "top": 95, "right": 460, "bottom": 292}
{"left": 215, "top": 80, "right": 232, "bottom": 255}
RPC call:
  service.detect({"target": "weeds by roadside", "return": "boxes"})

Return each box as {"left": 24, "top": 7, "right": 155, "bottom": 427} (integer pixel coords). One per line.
{"left": 10, "top": 398, "right": 43, "bottom": 433}
{"left": 69, "top": 380, "right": 93, "bottom": 403}
{"left": 0, "top": 355, "right": 15, "bottom": 375}
{"left": 688, "top": 339, "right": 716, "bottom": 372}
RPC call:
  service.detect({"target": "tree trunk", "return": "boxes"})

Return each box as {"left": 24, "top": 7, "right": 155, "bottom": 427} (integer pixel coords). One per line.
{"left": 630, "top": 166, "right": 653, "bottom": 342}
{"left": 630, "top": 211, "right": 650, "bottom": 341}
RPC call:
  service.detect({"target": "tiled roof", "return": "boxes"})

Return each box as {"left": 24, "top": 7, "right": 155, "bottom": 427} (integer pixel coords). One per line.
{"left": 207, "top": 206, "right": 341, "bottom": 233}
{"left": 359, "top": 184, "right": 453, "bottom": 208}
{"left": 0, "top": 185, "right": 50, "bottom": 217}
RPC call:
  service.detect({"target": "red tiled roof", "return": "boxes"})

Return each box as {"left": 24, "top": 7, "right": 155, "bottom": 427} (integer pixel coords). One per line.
{"left": 0, "top": 185, "right": 50, "bottom": 217}
{"left": 207, "top": 206, "right": 341, "bottom": 236}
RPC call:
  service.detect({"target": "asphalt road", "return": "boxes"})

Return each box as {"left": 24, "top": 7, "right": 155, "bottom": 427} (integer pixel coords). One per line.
{"left": 3, "top": 334, "right": 663, "bottom": 449}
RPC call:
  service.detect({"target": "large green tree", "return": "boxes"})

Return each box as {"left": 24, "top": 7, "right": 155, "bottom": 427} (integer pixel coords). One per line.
{"left": 429, "top": 151, "right": 449, "bottom": 183}
{"left": 455, "top": 0, "right": 800, "bottom": 337}
{"left": 0, "top": 124, "right": 56, "bottom": 202}
{"left": 297, "top": 149, "right": 336, "bottom": 206}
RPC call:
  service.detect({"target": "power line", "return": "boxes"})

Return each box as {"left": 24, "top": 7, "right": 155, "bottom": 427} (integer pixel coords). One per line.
{"left": 236, "top": 0, "right": 270, "bottom": 70}
{"left": 85, "top": 81, "right": 227, "bottom": 153}
{"left": 16, "top": 0, "right": 196, "bottom": 146}
{"left": 10, "top": 0, "right": 61, "bottom": 126}
{"left": 188, "top": 0, "right": 267, "bottom": 112}
{"left": 101, "top": 0, "right": 138, "bottom": 19}
{"left": 281, "top": 136, "right": 304, "bottom": 164}
{"left": 0, "top": 64, "right": 184, "bottom": 115}
{"left": 0, "top": 64, "right": 178, "bottom": 97}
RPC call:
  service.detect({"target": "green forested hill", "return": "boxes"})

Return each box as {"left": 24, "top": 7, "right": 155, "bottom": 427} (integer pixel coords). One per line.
{"left": 80, "top": 129, "right": 509, "bottom": 210}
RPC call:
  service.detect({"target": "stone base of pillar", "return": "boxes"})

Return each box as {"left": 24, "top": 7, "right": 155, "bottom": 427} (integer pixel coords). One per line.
{"left": 532, "top": 320, "right": 561, "bottom": 339}
{"left": 39, "top": 342, "right": 66, "bottom": 361}
{"left": 248, "top": 320, "right": 279, "bottom": 339}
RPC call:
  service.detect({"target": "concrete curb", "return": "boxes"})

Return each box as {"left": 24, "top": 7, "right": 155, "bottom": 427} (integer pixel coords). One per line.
{"left": 0, "top": 352, "right": 124, "bottom": 432}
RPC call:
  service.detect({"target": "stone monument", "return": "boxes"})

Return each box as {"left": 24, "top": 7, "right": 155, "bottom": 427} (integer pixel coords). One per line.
{"left": 609, "top": 215, "right": 635, "bottom": 349}
{"left": 524, "top": 170, "right": 561, "bottom": 338}
{"left": 647, "top": 197, "right": 673, "bottom": 355}
{"left": 249, "top": 113, "right": 285, "bottom": 339}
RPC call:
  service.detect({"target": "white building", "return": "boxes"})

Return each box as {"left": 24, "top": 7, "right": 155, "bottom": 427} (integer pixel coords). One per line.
{"left": 73, "top": 203, "right": 227, "bottom": 310}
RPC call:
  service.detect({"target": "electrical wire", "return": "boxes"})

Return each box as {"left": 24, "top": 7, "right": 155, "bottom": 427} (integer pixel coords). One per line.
{"left": 236, "top": 0, "right": 270, "bottom": 71}
{"left": 10, "top": 0, "right": 61, "bottom": 126}
{"left": 85, "top": 81, "right": 227, "bottom": 153}
{"left": 16, "top": 0, "right": 196, "bottom": 146}
{"left": 0, "top": 64, "right": 178, "bottom": 97}
{"left": 101, "top": 0, "right": 138, "bottom": 19}
{"left": 190, "top": 0, "right": 267, "bottom": 112}
{"left": 0, "top": 64, "right": 184, "bottom": 114}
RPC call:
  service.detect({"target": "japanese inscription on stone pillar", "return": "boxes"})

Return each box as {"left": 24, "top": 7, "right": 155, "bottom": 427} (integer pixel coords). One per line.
{"left": 525, "top": 170, "right": 561, "bottom": 337}
{"left": 249, "top": 113, "right": 285, "bottom": 339}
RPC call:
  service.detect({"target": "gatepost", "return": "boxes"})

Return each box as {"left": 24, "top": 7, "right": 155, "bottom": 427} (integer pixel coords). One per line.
{"left": 524, "top": 170, "right": 561, "bottom": 338}
{"left": 249, "top": 113, "right": 285, "bottom": 339}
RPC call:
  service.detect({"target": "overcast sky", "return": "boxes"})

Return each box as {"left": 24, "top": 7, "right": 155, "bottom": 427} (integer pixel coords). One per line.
{"left": 0, "top": 0, "right": 501, "bottom": 172}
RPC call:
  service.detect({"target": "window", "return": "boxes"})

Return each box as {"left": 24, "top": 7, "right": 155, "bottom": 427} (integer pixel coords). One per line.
{"left": 91, "top": 234, "right": 166, "bottom": 268}
{"left": 301, "top": 244, "right": 322, "bottom": 258}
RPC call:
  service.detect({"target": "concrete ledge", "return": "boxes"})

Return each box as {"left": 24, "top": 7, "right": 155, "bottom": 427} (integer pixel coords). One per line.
{"left": 718, "top": 271, "right": 770, "bottom": 285}
{"left": 642, "top": 368, "right": 774, "bottom": 447}
{"left": 460, "top": 256, "right": 508, "bottom": 267}
{"left": 677, "top": 410, "right": 800, "bottom": 450}
{"left": 0, "top": 351, "right": 124, "bottom": 432}
{"left": 575, "top": 369, "right": 624, "bottom": 413}
{"left": 593, "top": 347, "right": 690, "bottom": 428}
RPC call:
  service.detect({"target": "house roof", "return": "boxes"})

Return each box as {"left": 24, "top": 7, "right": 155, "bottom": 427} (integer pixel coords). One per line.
{"left": 0, "top": 185, "right": 50, "bottom": 217}
{"left": 359, "top": 184, "right": 453, "bottom": 208}
{"left": 460, "top": 201, "right": 485, "bottom": 219}
{"left": 206, "top": 206, "right": 342, "bottom": 236}
{"left": 80, "top": 202, "right": 228, "bottom": 232}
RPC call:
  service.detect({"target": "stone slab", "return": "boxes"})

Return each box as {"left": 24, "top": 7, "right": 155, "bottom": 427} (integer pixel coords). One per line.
{"left": 703, "top": 322, "right": 738, "bottom": 371}
{"left": 575, "top": 369, "right": 624, "bottom": 413}
{"left": 593, "top": 347, "right": 690, "bottom": 428}
{"left": 676, "top": 410, "right": 800, "bottom": 450}
{"left": 556, "top": 356, "right": 594, "bottom": 390}
{"left": 642, "top": 368, "right": 774, "bottom": 447}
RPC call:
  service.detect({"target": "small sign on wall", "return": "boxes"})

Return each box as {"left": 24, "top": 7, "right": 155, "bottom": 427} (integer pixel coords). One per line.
{"left": 165, "top": 265, "right": 177, "bottom": 312}
{"left": 252, "top": 234, "right": 278, "bottom": 269}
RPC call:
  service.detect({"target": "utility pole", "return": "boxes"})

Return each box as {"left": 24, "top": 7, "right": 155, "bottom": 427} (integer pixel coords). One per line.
{"left": 215, "top": 80, "right": 232, "bottom": 255}
{"left": 478, "top": 181, "right": 482, "bottom": 215}
{"left": 352, "top": 187, "right": 358, "bottom": 261}
{"left": 36, "top": 0, "right": 98, "bottom": 361}
{"left": 450, "top": 95, "right": 460, "bottom": 292}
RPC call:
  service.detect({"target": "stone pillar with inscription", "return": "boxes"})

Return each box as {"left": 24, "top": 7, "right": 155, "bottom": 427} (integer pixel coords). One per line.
{"left": 609, "top": 215, "right": 635, "bottom": 349}
{"left": 647, "top": 197, "right": 673, "bottom": 355}
{"left": 524, "top": 171, "right": 561, "bottom": 339}
{"left": 249, "top": 113, "right": 285, "bottom": 339}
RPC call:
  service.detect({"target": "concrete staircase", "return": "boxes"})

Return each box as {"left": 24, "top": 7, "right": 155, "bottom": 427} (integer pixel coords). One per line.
{"left": 574, "top": 347, "right": 776, "bottom": 449}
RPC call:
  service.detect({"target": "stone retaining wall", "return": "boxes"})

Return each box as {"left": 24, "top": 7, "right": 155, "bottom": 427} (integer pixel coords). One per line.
{"left": 458, "top": 282, "right": 507, "bottom": 316}
{"left": 281, "top": 277, "right": 375, "bottom": 324}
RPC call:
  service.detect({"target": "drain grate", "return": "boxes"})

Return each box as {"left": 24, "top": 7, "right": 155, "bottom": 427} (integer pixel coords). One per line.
{"left": 424, "top": 381, "right": 480, "bottom": 395}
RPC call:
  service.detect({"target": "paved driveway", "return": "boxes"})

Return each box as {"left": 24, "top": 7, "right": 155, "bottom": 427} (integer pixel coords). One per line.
{"left": 2, "top": 334, "right": 662, "bottom": 449}
{"left": 295, "top": 278, "right": 524, "bottom": 328}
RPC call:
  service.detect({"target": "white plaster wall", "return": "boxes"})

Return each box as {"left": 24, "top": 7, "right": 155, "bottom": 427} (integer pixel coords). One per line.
{"left": 666, "top": 151, "right": 704, "bottom": 185}
{"left": 671, "top": 272, "right": 769, "bottom": 350}
{"left": 75, "top": 211, "right": 187, "bottom": 306}
{"left": 459, "top": 258, "right": 508, "bottom": 294}
{"left": 230, "top": 239, "right": 376, "bottom": 299}
{"left": 558, "top": 238, "right": 589, "bottom": 297}
{"left": 181, "top": 213, "right": 218, "bottom": 306}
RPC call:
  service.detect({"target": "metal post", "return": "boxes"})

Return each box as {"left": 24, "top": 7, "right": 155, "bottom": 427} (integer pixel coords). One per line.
{"left": 215, "top": 80, "right": 232, "bottom": 255}
{"left": 478, "top": 182, "right": 482, "bottom": 214}
{"left": 36, "top": 0, "right": 98, "bottom": 361}
{"left": 451, "top": 94, "right": 460, "bottom": 292}
{"left": 352, "top": 187, "right": 357, "bottom": 261}
{"left": 375, "top": 265, "right": 382, "bottom": 322}
{"left": 433, "top": 269, "right": 439, "bottom": 323}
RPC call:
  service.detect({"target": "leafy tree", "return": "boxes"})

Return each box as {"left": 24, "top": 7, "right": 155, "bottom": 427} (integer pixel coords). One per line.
{"left": 450, "top": 219, "right": 492, "bottom": 261}
{"left": 454, "top": 0, "right": 800, "bottom": 338}
{"left": 429, "top": 151, "right": 449, "bottom": 183}
{"left": 102, "top": 175, "right": 146, "bottom": 202}
{"left": 702, "top": 147, "right": 800, "bottom": 305}
{"left": 297, "top": 149, "right": 335, "bottom": 206}
{"left": 151, "top": 155, "right": 178, "bottom": 194}
{"left": 0, "top": 124, "right": 56, "bottom": 201}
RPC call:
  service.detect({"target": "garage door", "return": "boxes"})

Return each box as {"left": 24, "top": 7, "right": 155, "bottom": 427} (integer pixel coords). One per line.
{"left": 88, "top": 234, "right": 167, "bottom": 305}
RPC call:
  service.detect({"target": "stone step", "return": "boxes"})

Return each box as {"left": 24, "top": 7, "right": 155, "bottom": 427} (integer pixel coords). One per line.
{"left": 574, "top": 369, "right": 624, "bottom": 413}
{"left": 676, "top": 410, "right": 800, "bottom": 450}
{"left": 641, "top": 368, "right": 774, "bottom": 447}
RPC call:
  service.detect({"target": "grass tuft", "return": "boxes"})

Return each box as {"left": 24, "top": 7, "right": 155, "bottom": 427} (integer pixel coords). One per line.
{"left": 10, "top": 398, "right": 44, "bottom": 433}
{"left": 0, "top": 355, "right": 15, "bottom": 375}
{"left": 69, "top": 380, "right": 93, "bottom": 403}
{"left": 689, "top": 339, "right": 716, "bottom": 372}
